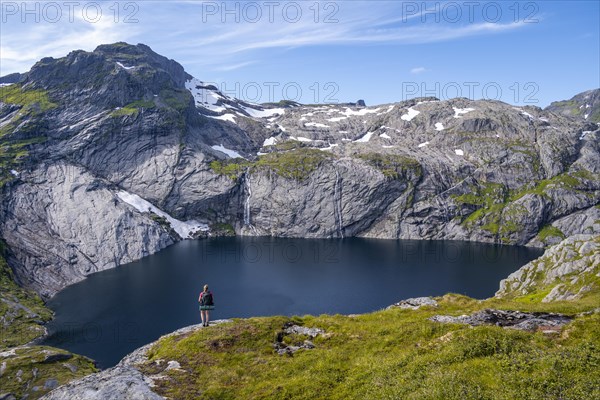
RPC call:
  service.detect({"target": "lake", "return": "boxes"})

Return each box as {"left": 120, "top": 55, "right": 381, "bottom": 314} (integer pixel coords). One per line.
{"left": 41, "top": 237, "right": 542, "bottom": 368}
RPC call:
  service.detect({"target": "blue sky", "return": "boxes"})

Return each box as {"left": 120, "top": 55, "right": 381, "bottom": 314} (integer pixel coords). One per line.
{"left": 1, "top": 1, "right": 598, "bottom": 106}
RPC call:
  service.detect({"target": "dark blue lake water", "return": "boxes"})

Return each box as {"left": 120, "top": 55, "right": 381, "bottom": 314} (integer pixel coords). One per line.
{"left": 41, "top": 237, "right": 541, "bottom": 368}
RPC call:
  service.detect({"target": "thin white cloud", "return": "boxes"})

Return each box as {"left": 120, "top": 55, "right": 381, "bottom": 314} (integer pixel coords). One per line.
{"left": 410, "top": 67, "right": 426, "bottom": 75}
{"left": 213, "top": 61, "right": 257, "bottom": 72}
{"left": 0, "top": 1, "right": 532, "bottom": 76}
{"left": 1, "top": 8, "right": 139, "bottom": 74}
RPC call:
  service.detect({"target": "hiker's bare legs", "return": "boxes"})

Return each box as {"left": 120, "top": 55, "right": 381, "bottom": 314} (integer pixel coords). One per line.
{"left": 201, "top": 310, "right": 209, "bottom": 326}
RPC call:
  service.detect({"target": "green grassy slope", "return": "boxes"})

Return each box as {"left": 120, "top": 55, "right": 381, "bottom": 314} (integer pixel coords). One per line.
{"left": 141, "top": 292, "right": 599, "bottom": 399}
{"left": 0, "top": 253, "right": 97, "bottom": 399}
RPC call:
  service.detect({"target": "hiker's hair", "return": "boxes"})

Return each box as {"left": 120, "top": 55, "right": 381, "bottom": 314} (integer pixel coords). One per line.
{"left": 203, "top": 284, "right": 209, "bottom": 292}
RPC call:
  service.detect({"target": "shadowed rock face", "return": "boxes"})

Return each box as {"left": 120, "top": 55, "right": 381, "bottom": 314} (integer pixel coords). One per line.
{"left": 1, "top": 42, "right": 599, "bottom": 297}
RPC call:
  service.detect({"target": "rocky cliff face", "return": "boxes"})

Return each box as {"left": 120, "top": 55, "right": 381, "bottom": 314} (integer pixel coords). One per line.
{"left": 496, "top": 234, "right": 600, "bottom": 302}
{"left": 1, "top": 42, "right": 599, "bottom": 297}
{"left": 546, "top": 89, "right": 600, "bottom": 123}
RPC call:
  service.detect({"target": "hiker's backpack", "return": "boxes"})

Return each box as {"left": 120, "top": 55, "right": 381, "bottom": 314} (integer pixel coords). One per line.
{"left": 201, "top": 291, "right": 214, "bottom": 306}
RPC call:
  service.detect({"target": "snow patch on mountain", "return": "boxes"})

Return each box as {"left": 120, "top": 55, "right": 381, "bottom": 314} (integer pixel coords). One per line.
{"left": 263, "top": 137, "right": 277, "bottom": 146}
{"left": 328, "top": 116, "right": 349, "bottom": 122}
{"left": 453, "top": 107, "right": 475, "bottom": 118}
{"left": 117, "top": 191, "right": 208, "bottom": 239}
{"left": 401, "top": 108, "right": 420, "bottom": 121}
{"left": 208, "top": 114, "right": 236, "bottom": 123}
{"left": 212, "top": 144, "right": 244, "bottom": 159}
{"left": 241, "top": 106, "right": 285, "bottom": 119}
{"left": 354, "top": 131, "right": 375, "bottom": 143}
{"left": 305, "top": 122, "right": 330, "bottom": 128}
{"left": 116, "top": 62, "right": 135, "bottom": 70}
{"left": 186, "top": 78, "right": 227, "bottom": 113}
{"left": 514, "top": 107, "right": 535, "bottom": 119}
{"left": 319, "top": 143, "right": 339, "bottom": 151}
{"left": 580, "top": 131, "right": 592, "bottom": 140}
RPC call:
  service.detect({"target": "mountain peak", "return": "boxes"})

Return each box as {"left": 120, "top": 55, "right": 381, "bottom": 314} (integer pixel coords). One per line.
{"left": 545, "top": 88, "right": 600, "bottom": 123}
{"left": 93, "top": 42, "right": 160, "bottom": 61}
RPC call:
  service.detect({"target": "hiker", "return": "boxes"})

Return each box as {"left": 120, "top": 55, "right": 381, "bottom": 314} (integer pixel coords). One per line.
{"left": 198, "top": 284, "right": 215, "bottom": 327}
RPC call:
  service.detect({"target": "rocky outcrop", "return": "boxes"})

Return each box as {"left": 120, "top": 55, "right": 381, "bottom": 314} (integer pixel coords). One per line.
{"left": 1, "top": 42, "right": 599, "bottom": 298}
{"left": 430, "top": 309, "right": 572, "bottom": 332}
{"left": 273, "top": 324, "right": 325, "bottom": 356}
{"left": 496, "top": 234, "right": 600, "bottom": 301}
{"left": 241, "top": 157, "right": 420, "bottom": 238}
{"left": 546, "top": 88, "right": 600, "bottom": 123}
{"left": 1, "top": 163, "right": 175, "bottom": 298}
{"left": 0, "top": 345, "right": 96, "bottom": 400}
{"left": 39, "top": 365, "right": 164, "bottom": 400}
{"left": 40, "top": 320, "right": 232, "bottom": 400}
{"left": 387, "top": 297, "right": 438, "bottom": 310}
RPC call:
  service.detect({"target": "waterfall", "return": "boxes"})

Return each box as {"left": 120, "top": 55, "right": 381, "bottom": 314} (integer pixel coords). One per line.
{"left": 243, "top": 170, "right": 256, "bottom": 233}
{"left": 333, "top": 168, "right": 344, "bottom": 238}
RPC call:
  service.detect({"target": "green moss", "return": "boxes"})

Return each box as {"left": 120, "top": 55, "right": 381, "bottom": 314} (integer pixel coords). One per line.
{"left": 209, "top": 159, "right": 251, "bottom": 180}
{"left": 0, "top": 346, "right": 97, "bottom": 399}
{"left": 0, "top": 84, "right": 58, "bottom": 113}
{"left": 571, "top": 169, "right": 598, "bottom": 181}
{"left": 0, "top": 85, "right": 56, "bottom": 164}
{"left": 537, "top": 225, "right": 566, "bottom": 242}
{"left": 501, "top": 236, "right": 600, "bottom": 307}
{"left": 549, "top": 100, "right": 580, "bottom": 116}
{"left": 457, "top": 171, "right": 597, "bottom": 243}
{"left": 0, "top": 137, "right": 48, "bottom": 185}
{"left": 513, "top": 288, "right": 553, "bottom": 304}
{"left": 148, "top": 213, "right": 179, "bottom": 238}
{"left": 141, "top": 294, "right": 600, "bottom": 400}
{"left": 356, "top": 153, "right": 422, "bottom": 180}
{"left": 273, "top": 140, "right": 307, "bottom": 152}
{"left": 457, "top": 183, "right": 508, "bottom": 236}
{"left": 510, "top": 173, "right": 586, "bottom": 202}
{"left": 211, "top": 143, "right": 330, "bottom": 181}
{"left": 255, "top": 149, "right": 333, "bottom": 180}
{"left": 210, "top": 223, "right": 236, "bottom": 236}
{"left": 159, "top": 88, "right": 191, "bottom": 112}
{"left": 482, "top": 221, "right": 500, "bottom": 234}
{"left": 0, "top": 251, "right": 97, "bottom": 399}
{"left": 110, "top": 99, "right": 155, "bottom": 117}
{"left": 502, "top": 139, "right": 541, "bottom": 173}
{"left": 455, "top": 182, "right": 506, "bottom": 208}
{"left": 496, "top": 204, "right": 528, "bottom": 242}
{"left": 0, "top": 251, "right": 52, "bottom": 348}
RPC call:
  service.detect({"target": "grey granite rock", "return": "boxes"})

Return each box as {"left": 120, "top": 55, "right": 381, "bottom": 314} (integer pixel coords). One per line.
{"left": 387, "top": 297, "right": 438, "bottom": 310}
{"left": 497, "top": 234, "right": 600, "bottom": 301}
{"left": 39, "top": 366, "right": 164, "bottom": 400}
{"left": 0, "top": 163, "right": 175, "bottom": 299}
{"left": 546, "top": 88, "right": 600, "bottom": 123}
{"left": 41, "top": 320, "right": 233, "bottom": 400}
{"left": 283, "top": 325, "right": 325, "bottom": 338}
{"left": 430, "top": 309, "right": 572, "bottom": 331}
{"left": 1, "top": 43, "right": 599, "bottom": 299}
